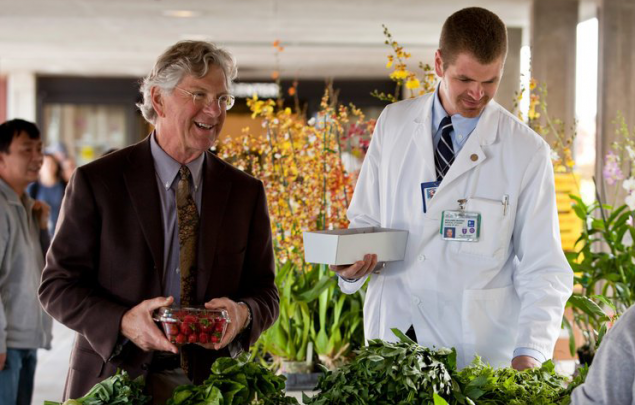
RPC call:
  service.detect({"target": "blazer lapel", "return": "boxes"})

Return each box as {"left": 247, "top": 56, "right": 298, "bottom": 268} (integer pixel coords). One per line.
{"left": 197, "top": 152, "right": 231, "bottom": 301}
{"left": 123, "top": 137, "right": 165, "bottom": 287}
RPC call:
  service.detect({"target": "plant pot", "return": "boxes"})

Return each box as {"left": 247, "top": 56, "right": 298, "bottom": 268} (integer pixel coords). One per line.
{"left": 283, "top": 371, "right": 321, "bottom": 391}
{"left": 279, "top": 360, "right": 320, "bottom": 391}
{"left": 280, "top": 360, "right": 312, "bottom": 374}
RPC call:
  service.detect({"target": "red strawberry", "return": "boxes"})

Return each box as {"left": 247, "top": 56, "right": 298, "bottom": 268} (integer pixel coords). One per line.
{"left": 199, "top": 332, "right": 209, "bottom": 344}
{"left": 180, "top": 322, "right": 193, "bottom": 335}
{"left": 188, "top": 334, "right": 198, "bottom": 344}
{"left": 199, "top": 318, "right": 213, "bottom": 333}
{"left": 214, "top": 321, "right": 225, "bottom": 333}
{"left": 175, "top": 334, "right": 186, "bottom": 344}
{"left": 166, "top": 323, "right": 179, "bottom": 336}
{"left": 183, "top": 315, "right": 197, "bottom": 323}
{"left": 211, "top": 335, "right": 220, "bottom": 343}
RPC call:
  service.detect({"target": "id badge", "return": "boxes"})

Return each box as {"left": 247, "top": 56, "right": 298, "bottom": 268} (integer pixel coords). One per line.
{"left": 440, "top": 202, "right": 480, "bottom": 242}
{"left": 421, "top": 181, "right": 440, "bottom": 213}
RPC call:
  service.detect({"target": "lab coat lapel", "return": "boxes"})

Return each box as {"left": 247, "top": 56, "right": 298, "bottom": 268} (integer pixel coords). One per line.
{"left": 435, "top": 101, "right": 501, "bottom": 191}
{"left": 411, "top": 95, "right": 436, "bottom": 182}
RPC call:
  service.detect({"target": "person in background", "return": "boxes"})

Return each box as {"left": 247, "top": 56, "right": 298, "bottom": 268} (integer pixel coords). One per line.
{"left": 571, "top": 305, "right": 635, "bottom": 404}
{"left": 27, "top": 153, "right": 67, "bottom": 237}
{"left": 39, "top": 40, "right": 279, "bottom": 404}
{"left": 0, "top": 119, "right": 53, "bottom": 405}
{"left": 331, "top": 7, "right": 572, "bottom": 371}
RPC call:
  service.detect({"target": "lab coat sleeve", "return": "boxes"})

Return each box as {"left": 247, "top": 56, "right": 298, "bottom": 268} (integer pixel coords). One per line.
{"left": 339, "top": 108, "right": 386, "bottom": 294}
{"left": 512, "top": 142, "right": 573, "bottom": 359}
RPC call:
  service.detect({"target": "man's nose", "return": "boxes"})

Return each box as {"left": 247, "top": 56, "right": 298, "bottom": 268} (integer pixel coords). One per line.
{"left": 468, "top": 83, "right": 484, "bottom": 100}
{"left": 202, "top": 100, "right": 222, "bottom": 117}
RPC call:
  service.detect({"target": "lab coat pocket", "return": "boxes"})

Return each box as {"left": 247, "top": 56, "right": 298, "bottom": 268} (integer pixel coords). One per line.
{"left": 462, "top": 285, "right": 518, "bottom": 368}
{"left": 459, "top": 196, "right": 510, "bottom": 259}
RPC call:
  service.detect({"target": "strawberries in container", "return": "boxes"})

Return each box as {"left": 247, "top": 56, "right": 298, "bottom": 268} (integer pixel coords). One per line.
{"left": 154, "top": 306, "right": 230, "bottom": 347}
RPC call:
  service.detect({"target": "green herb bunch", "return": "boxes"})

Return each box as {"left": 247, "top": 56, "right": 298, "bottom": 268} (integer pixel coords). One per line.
{"left": 167, "top": 353, "right": 299, "bottom": 405}
{"left": 43, "top": 369, "right": 150, "bottom": 405}
{"left": 457, "top": 357, "right": 572, "bottom": 405}
{"left": 304, "top": 329, "right": 457, "bottom": 405}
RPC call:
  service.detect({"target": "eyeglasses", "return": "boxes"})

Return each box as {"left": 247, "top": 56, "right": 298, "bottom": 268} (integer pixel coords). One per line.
{"left": 175, "top": 87, "right": 235, "bottom": 111}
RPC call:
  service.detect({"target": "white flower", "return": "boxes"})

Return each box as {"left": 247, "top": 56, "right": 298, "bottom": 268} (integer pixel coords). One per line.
{"left": 307, "top": 117, "right": 316, "bottom": 126}
{"left": 627, "top": 145, "right": 635, "bottom": 161}
{"left": 626, "top": 193, "right": 635, "bottom": 211}
{"left": 623, "top": 177, "right": 635, "bottom": 192}
{"left": 550, "top": 149, "right": 559, "bottom": 162}
{"left": 261, "top": 120, "right": 268, "bottom": 128}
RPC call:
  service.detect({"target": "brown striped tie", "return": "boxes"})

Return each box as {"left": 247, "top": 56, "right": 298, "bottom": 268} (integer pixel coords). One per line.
{"left": 177, "top": 165, "right": 198, "bottom": 374}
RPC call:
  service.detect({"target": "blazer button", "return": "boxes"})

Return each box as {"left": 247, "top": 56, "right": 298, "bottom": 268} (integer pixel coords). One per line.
{"left": 470, "top": 154, "right": 478, "bottom": 161}
{"left": 141, "top": 363, "right": 149, "bottom": 371}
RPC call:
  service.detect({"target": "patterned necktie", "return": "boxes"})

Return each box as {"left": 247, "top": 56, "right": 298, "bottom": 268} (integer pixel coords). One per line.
{"left": 435, "top": 116, "right": 455, "bottom": 181}
{"left": 177, "top": 166, "right": 198, "bottom": 375}
{"left": 177, "top": 165, "right": 199, "bottom": 306}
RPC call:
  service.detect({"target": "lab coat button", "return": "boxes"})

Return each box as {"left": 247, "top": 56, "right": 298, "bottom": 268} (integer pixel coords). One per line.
{"left": 418, "top": 254, "right": 425, "bottom": 261}
{"left": 413, "top": 297, "right": 420, "bottom": 305}
{"left": 471, "top": 154, "right": 478, "bottom": 161}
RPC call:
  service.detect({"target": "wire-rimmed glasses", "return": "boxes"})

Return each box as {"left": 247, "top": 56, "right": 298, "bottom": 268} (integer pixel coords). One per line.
{"left": 175, "top": 87, "right": 235, "bottom": 111}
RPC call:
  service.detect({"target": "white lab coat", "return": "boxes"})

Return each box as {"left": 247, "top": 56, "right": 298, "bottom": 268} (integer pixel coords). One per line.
{"left": 339, "top": 93, "right": 573, "bottom": 369}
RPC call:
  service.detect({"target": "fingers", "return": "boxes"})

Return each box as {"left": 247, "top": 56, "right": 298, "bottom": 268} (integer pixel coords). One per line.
{"left": 330, "top": 254, "right": 378, "bottom": 279}
{"left": 0, "top": 353, "right": 6, "bottom": 371}
{"left": 121, "top": 296, "right": 177, "bottom": 353}
{"left": 205, "top": 298, "right": 240, "bottom": 350}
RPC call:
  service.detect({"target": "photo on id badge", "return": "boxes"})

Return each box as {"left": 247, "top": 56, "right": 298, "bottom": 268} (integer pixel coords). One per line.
{"left": 444, "top": 227, "right": 455, "bottom": 239}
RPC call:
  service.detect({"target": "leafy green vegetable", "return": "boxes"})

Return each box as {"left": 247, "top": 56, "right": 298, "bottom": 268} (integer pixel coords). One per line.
{"left": 458, "top": 357, "right": 573, "bottom": 405}
{"left": 43, "top": 369, "right": 150, "bottom": 405}
{"left": 304, "top": 328, "right": 457, "bottom": 404}
{"left": 304, "top": 328, "right": 586, "bottom": 405}
{"left": 166, "top": 352, "right": 299, "bottom": 405}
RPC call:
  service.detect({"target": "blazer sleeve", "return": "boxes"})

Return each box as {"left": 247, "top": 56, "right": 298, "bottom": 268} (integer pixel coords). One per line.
{"left": 39, "top": 167, "right": 128, "bottom": 362}
{"left": 236, "top": 180, "right": 279, "bottom": 349}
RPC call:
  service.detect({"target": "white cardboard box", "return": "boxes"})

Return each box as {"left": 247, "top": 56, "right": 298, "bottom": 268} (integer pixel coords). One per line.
{"left": 303, "top": 227, "right": 409, "bottom": 265}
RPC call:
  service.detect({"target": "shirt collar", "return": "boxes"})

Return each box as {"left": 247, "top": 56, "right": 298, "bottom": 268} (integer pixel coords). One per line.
{"left": 432, "top": 85, "right": 481, "bottom": 139}
{"left": 0, "top": 178, "right": 20, "bottom": 204}
{"left": 150, "top": 132, "right": 204, "bottom": 191}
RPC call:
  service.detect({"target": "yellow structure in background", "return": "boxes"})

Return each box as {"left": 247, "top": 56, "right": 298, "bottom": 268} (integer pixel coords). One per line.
{"left": 555, "top": 172, "right": 583, "bottom": 251}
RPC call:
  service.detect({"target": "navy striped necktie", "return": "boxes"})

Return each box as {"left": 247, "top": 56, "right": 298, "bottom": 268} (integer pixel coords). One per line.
{"left": 435, "top": 116, "right": 454, "bottom": 181}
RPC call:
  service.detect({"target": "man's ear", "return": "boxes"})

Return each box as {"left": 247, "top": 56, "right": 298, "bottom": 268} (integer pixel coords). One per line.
{"left": 434, "top": 50, "right": 444, "bottom": 77}
{"left": 150, "top": 87, "right": 165, "bottom": 118}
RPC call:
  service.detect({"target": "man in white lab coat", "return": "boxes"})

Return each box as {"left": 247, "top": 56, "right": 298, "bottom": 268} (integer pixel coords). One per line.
{"left": 331, "top": 7, "right": 573, "bottom": 371}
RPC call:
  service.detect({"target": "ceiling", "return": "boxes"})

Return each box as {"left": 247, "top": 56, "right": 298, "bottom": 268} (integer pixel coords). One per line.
{"left": 0, "top": 0, "right": 596, "bottom": 80}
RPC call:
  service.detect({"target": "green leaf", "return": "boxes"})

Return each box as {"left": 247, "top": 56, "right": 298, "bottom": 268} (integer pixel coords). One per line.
{"left": 391, "top": 327, "right": 416, "bottom": 345}
{"left": 567, "top": 295, "right": 610, "bottom": 322}
{"left": 433, "top": 393, "right": 450, "bottom": 405}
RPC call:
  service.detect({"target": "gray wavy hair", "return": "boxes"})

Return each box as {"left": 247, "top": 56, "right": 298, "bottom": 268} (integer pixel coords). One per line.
{"left": 137, "top": 40, "right": 238, "bottom": 124}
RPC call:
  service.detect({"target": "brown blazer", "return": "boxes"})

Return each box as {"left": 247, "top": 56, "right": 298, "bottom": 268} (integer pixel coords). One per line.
{"left": 39, "top": 136, "right": 279, "bottom": 399}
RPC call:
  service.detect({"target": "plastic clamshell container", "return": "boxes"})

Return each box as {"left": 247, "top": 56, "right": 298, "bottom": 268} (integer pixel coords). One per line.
{"left": 303, "top": 227, "right": 409, "bottom": 265}
{"left": 154, "top": 306, "right": 230, "bottom": 346}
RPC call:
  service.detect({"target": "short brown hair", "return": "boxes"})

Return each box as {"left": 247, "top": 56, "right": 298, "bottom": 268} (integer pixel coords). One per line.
{"left": 439, "top": 7, "right": 507, "bottom": 69}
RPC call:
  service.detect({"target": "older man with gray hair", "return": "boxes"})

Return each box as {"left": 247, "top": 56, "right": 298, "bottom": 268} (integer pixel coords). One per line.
{"left": 39, "top": 40, "right": 279, "bottom": 404}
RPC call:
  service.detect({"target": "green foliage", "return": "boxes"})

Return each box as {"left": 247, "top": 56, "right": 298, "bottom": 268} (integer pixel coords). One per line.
{"left": 305, "top": 329, "right": 584, "bottom": 405}
{"left": 44, "top": 369, "right": 150, "bottom": 405}
{"left": 252, "top": 261, "right": 365, "bottom": 370}
{"left": 166, "top": 353, "right": 299, "bottom": 405}
{"left": 458, "top": 358, "right": 572, "bottom": 405}
{"left": 304, "top": 329, "right": 456, "bottom": 405}
{"left": 564, "top": 195, "right": 630, "bottom": 353}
